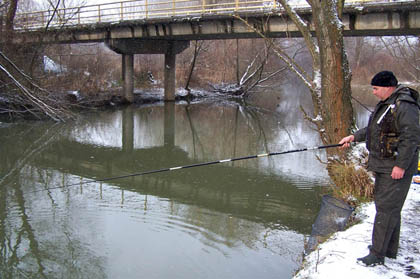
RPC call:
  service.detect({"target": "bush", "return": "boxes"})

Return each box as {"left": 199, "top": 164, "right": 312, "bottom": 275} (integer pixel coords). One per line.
{"left": 328, "top": 161, "right": 374, "bottom": 207}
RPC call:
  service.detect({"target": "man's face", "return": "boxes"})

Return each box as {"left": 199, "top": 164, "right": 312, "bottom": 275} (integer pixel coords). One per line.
{"left": 372, "top": 86, "right": 394, "bottom": 101}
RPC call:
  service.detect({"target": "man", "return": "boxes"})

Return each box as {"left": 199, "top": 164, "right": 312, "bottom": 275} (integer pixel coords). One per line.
{"left": 339, "top": 71, "right": 420, "bottom": 266}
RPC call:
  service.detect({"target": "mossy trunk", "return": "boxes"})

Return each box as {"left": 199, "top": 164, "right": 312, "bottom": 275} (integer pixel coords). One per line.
{"left": 311, "top": 0, "right": 355, "bottom": 157}
{"left": 310, "top": 1, "right": 360, "bottom": 191}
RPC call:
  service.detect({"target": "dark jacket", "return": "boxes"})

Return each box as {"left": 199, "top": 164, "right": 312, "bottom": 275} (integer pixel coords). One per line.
{"left": 354, "top": 85, "right": 420, "bottom": 173}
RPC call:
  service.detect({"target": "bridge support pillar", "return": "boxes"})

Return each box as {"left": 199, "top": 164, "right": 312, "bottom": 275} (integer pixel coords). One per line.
{"left": 164, "top": 42, "right": 176, "bottom": 102}
{"left": 122, "top": 54, "right": 134, "bottom": 103}
{"left": 106, "top": 39, "right": 189, "bottom": 103}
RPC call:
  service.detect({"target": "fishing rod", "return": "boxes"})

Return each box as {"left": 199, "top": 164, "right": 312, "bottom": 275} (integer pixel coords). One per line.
{"left": 32, "top": 143, "right": 344, "bottom": 193}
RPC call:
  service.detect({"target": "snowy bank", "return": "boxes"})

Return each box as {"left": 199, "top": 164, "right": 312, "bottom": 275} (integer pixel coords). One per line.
{"left": 294, "top": 176, "right": 420, "bottom": 279}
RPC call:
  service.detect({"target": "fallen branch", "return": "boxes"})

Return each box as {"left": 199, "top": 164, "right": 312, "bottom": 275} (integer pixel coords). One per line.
{"left": 211, "top": 41, "right": 286, "bottom": 97}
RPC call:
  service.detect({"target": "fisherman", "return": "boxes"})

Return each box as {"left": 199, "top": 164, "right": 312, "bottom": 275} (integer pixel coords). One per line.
{"left": 339, "top": 70, "right": 420, "bottom": 266}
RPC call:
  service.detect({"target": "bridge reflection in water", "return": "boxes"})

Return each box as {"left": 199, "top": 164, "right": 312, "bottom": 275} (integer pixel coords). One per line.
{"left": 0, "top": 101, "right": 331, "bottom": 278}
{"left": 34, "top": 102, "right": 327, "bottom": 231}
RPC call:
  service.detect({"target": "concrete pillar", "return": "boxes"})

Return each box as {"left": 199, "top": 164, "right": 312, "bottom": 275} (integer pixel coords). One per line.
{"left": 122, "top": 53, "right": 134, "bottom": 103}
{"left": 164, "top": 42, "right": 176, "bottom": 102}
{"left": 107, "top": 40, "right": 189, "bottom": 102}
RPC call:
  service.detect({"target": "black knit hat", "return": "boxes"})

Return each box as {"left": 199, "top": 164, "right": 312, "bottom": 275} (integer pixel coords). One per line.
{"left": 371, "top": 71, "right": 398, "bottom": 87}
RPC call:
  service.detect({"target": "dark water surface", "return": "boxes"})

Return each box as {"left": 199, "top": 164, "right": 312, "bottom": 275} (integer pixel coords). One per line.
{"left": 0, "top": 91, "right": 364, "bottom": 278}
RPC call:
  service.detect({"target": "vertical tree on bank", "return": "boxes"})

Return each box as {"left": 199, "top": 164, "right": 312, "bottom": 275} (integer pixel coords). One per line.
{"left": 277, "top": 0, "right": 371, "bottom": 196}
{"left": 276, "top": 0, "right": 354, "bottom": 152}
{"left": 4, "top": 0, "right": 18, "bottom": 36}
{"left": 1, "top": 0, "right": 18, "bottom": 45}
{"left": 237, "top": 0, "right": 363, "bottom": 193}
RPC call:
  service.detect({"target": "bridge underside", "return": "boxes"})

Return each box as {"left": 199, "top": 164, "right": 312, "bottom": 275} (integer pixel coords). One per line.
{"left": 106, "top": 39, "right": 189, "bottom": 102}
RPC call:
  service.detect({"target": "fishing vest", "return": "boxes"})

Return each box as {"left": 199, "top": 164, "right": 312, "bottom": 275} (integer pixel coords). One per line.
{"left": 374, "top": 87, "right": 420, "bottom": 159}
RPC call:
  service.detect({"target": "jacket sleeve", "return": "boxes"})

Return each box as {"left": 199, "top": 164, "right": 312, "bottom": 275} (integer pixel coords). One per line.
{"left": 395, "top": 101, "right": 420, "bottom": 170}
{"left": 354, "top": 127, "right": 367, "bottom": 143}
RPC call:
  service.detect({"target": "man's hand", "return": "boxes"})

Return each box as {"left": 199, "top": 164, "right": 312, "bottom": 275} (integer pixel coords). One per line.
{"left": 339, "top": 135, "right": 355, "bottom": 149}
{"left": 391, "top": 166, "right": 405, "bottom": 180}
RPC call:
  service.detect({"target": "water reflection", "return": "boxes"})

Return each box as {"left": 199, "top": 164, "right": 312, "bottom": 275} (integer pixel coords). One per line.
{"left": 66, "top": 102, "right": 330, "bottom": 182}
{"left": 0, "top": 96, "right": 342, "bottom": 278}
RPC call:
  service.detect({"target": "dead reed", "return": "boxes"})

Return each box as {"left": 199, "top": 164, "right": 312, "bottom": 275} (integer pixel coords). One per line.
{"left": 328, "top": 161, "right": 374, "bottom": 207}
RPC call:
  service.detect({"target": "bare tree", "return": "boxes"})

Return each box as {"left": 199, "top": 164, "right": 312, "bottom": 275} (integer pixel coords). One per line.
{"left": 348, "top": 37, "right": 366, "bottom": 71}
{"left": 4, "top": 0, "right": 18, "bottom": 35}
{"left": 211, "top": 39, "right": 287, "bottom": 97}
{"left": 185, "top": 40, "right": 205, "bottom": 93}
{"left": 236, "top": 0, "right": 358, "bottom": 191}
{"left": 276, "top": 0, "right": 354, "bottom": 148}
{"left": 381, "top": 36, "right": 420, "bottom": 82}
{"left": 0, "top": 0, "right": 75, "bottom": 120}
{"left": 0, "top": 50, "right": 73, "bottom": 120}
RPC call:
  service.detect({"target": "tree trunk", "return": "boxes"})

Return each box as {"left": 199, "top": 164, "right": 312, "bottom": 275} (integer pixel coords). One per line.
{"left": 185, "top": 40, "right": 202, "bottom": 91}
{"left": 236, "top": 39, "right": 240, "bottom": 85}
{"left": 237, "top": 1, "right": 366, "bottom": 194}
{"left": 5, "top": 0, "right": 18, "bottom": 35}
{"left": 310, "top": 0, "right": 354, "bottom": 157}
{"left": 353, "top": 38, "right": 365, "bottom": 70}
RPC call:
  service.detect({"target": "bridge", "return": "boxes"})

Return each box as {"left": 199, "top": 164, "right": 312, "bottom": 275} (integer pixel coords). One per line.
{"left": 6, "top": 0, "right": 420, "bottom": 102}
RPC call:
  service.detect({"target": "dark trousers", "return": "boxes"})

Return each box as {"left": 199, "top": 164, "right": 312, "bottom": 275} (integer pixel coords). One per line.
{"left": 371, "top": 172, "right": 412, "bottom": 258}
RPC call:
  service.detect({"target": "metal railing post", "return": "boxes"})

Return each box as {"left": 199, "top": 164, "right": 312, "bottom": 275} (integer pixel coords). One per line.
{"left": 58, "top": 9, "right": 61, "bottom": 26}
{"left": 272, "top": 0, "right": 276, "bottom": 9}
{"left": 235, "top": 0, "right": 239, "bottom": 11}
{"left": 121, "top": 2, "right": 124, "bottom": 20}
{"left": 146, "top": 0, "right": 149, "bottom": 19}
{"left": 98, "top": 4, "right": 101, "bottom": 23}
{"left": 202, "top": 0, "right": 206, "bottom": 13}
{"left": 173, "top": 0, "right": 175, "bottom": 16}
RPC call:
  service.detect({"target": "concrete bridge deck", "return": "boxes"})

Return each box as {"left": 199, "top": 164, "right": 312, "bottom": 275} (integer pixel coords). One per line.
{"left": 5, "top": 0, "right": 420, "bottom": 102}
{"left": 10, "top": 0, "right": 420, "bottom": 42}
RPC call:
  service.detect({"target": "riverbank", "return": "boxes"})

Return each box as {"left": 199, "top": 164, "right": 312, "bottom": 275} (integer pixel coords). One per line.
{"left": 0, "top": 88, "right": 212, "bottom": 121}
{"left": 293, "top": 176, "right": 420, "bottom": 279}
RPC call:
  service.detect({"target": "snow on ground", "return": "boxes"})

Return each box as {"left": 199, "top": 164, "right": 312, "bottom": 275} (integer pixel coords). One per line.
{"left": 294, "top": 176, "right": 420, "bottom": 279}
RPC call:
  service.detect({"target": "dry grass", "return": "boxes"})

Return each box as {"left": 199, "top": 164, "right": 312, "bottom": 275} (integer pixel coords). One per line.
{"left": 328, "top": 161, "right": 374, "bottom": 207}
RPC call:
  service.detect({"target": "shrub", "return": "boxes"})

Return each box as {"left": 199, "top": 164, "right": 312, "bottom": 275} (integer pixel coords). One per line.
{"left": 328, "top": 161, "right": 374, "bottom": 207}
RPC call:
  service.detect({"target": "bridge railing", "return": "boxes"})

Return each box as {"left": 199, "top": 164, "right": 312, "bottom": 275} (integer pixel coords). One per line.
{"left": 9, "top": 0, "right": 394, "bottom": 31}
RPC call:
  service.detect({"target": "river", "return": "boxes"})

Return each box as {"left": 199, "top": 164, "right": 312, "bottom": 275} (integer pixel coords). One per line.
{"left": 0, "top": 82, "right": 370, "bottom": 278}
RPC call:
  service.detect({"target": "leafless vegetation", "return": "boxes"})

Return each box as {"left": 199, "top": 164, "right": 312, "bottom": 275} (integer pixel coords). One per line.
{"left": 328, "top": 161, "right": 374, "bottom": 206}
{"left": 208, "top": 39, "right": 287, "bottom": 98}
{"left": 0, "top": 50, "right": 74, "bottom": 120}
{"left": 347, "top": 36, "right": 420, "bottom": 85}
{"left": 0, "top": 0, "right": 86, "bottom": 120}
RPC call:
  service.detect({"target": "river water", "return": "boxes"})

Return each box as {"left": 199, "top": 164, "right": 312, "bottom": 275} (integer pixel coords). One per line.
{"left": 0, "top": 84, "right": 370, "bottom": 278}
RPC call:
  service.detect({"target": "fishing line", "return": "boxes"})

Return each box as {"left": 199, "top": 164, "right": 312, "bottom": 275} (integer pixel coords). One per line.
{"left": 351, "top": 95, "right": 373, "bottom": 113}
{"left": 31, "top": 143, "right": 344, "bottom": 193}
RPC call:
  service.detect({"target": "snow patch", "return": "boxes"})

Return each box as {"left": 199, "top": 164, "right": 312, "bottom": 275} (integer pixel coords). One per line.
{"left": 294, "top": 180, "right": 420, "bottom": 279}
{"left": 43, "top": 56, "right": 67, "bottom": 73}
